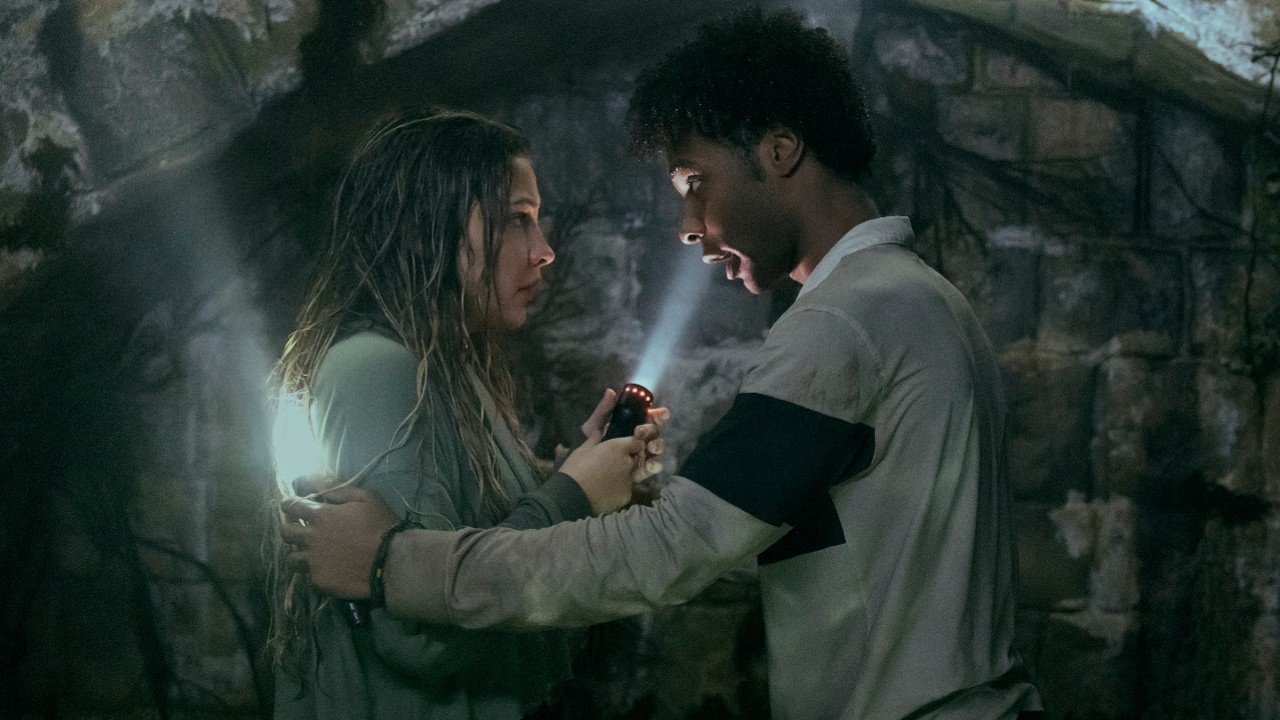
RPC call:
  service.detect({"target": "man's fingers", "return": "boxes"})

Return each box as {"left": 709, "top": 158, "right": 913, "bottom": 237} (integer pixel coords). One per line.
{"left": 280, "top": 519, "right": 310, "bottom": 546}
{"left": 293, "top": 473, "right": 335, "bottom": 497}
{"left": 632, "top": 423, "right": 659, "bottom": 444}
{"left": 286, "top": 550, "right": 308, "bottom": 571}
{"left": 281, "top": 496, "right": 322, "bottom": 523}
{"left": 646, "top": 437, "right": 666, "bottom": 456}
{"left": 636, "top": 458, "right": 664, "bottom": 479}
{"left": 609, "top": 435, "right": 645, "bottom": 457}
{"left": 647, "top": 406, "right": 671, "bottom": 427}
{"left": 318, "top": 484, "right": 372, "bottom": 504}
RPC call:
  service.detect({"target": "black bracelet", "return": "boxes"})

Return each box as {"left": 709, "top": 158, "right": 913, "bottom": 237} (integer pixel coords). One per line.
{"left": 370, "top": 515, "right": 424, "bottom": 610}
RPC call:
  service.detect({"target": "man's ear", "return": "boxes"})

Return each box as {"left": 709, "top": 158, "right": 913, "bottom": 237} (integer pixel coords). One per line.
{"left": 758, "top": 127, "right": 804, "bottom": 178}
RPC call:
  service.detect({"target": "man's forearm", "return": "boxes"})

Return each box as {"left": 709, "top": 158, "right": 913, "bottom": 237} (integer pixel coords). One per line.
{"left": 382, "top": 477, "right": 785, "bottom": 628}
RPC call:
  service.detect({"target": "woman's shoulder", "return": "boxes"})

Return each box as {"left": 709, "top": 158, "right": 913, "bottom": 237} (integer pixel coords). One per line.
{"left": 323, "top": 330, "right": 416, "bottom": 373}
{"left": 313, "top": 331, "right": 419, "bottom": 401}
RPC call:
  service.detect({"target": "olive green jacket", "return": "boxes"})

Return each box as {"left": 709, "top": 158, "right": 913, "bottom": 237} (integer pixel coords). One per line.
{"left": 274, "top": 330, "right": 591, "bottom": 720}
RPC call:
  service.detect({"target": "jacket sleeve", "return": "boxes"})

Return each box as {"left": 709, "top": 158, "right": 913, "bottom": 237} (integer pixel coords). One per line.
{"left": 379, "top": 306, "right": 879, "bottom": 629}
{"left": 310, "top": 333, "right": 590, "bottom": 680}
{"left": 383, "top": 476, "right": 787, "bottom": 629}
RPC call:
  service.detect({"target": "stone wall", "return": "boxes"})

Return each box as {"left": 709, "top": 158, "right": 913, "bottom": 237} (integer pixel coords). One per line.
{"left": 1, "top": 0, "right": 1278, "bottom": 718}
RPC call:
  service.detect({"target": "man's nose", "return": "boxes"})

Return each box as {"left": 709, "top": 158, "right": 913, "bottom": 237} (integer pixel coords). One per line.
{"left": 679, "top": 201, "right": 704, "bottom": 245}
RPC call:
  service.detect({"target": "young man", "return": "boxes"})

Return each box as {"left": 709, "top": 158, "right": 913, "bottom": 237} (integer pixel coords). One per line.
{"left": 283, "top": 9, "right": 1043, "bottom": 718}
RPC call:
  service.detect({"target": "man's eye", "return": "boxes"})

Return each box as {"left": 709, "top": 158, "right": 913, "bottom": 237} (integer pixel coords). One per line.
{"left": 687, "top": 176, "right": 703, "bottom": 193}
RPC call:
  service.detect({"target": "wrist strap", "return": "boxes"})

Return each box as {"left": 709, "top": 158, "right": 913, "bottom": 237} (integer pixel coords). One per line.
{"left": 370, "top": 515, "right": 424, "bottom": 610}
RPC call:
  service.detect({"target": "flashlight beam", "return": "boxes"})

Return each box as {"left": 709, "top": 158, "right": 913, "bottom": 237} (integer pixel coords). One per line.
{"left": 631, "top": 251, "right": 713, "bottom": 389}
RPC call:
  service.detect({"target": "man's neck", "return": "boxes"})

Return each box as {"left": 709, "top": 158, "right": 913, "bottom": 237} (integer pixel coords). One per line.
{"left": 789, "top": 180, "right": 880, "bottom": 285}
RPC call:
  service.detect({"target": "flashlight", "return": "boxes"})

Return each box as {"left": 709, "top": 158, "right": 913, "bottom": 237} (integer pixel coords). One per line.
{"left": 602, "top": 383, "right": 655, "bottom": 440}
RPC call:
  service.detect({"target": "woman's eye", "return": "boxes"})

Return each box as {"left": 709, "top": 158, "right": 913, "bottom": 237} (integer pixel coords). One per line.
{"left": 688, "top": 176, "right": 703, "bottom": 193}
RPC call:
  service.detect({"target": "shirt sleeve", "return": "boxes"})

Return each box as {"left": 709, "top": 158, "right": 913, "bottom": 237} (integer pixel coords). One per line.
{"left": 310, "top": 333, "right": 589, "bottom": 680}
{"left": 681, "top": 306, "right": 879, "bottom": 564}
{"left": 379, "top": 306, "right": 880, "bottom": 627}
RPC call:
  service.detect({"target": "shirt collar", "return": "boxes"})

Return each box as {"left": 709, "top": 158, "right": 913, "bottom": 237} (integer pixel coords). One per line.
{"left": 797, "top": 216, "right": 913, "bottom": 297}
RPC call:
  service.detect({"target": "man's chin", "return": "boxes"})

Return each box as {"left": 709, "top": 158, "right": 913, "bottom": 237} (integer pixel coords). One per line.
{"left": 740, "top": 272, "right": 782, "bottom": 296}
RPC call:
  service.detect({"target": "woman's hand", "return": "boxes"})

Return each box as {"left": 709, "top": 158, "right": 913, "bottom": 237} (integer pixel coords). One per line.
{"left": 561, "top": 424, "right": 656, "bottom": 515}
{"left": 564, "top": 389, "right": 671, "bottom": 514}
{"left": 579, "top": 389, "right": 672, "bottom": 445}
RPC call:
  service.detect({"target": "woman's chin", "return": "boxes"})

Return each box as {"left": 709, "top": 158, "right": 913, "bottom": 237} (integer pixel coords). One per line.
{"left": 501, "top": 307, "right": 528, "bottom": 331}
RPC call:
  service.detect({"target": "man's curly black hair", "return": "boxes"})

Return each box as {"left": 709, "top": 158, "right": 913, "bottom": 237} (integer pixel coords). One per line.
{"left": 627, "top": 7, "right": 876, "bottom": 182}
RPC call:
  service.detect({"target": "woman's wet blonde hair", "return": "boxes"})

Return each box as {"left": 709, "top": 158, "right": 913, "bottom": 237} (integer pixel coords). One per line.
{"left": 266, "top": 107, "right": 537, "bottom": 675}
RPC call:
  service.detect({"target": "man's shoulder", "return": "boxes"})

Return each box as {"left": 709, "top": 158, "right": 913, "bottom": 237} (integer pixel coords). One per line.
{"left": 802, "top": 243, "right": 973, "bottom": 338}
{"left": 804, "top": 243, "right": 926, "bottom": 304}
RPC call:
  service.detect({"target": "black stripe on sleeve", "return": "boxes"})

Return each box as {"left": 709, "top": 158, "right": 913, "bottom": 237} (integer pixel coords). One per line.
{"left": 679, "top": 393, "right": 874, "bottom": 564}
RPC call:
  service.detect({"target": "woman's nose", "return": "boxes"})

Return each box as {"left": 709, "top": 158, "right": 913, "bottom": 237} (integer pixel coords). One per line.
{"left": 531, "top": 223, "right": 554, "bottom": 267}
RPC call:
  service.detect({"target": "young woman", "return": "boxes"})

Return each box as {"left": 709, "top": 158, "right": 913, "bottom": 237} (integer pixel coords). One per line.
{"left": 268, "top": 108, "right": 651, "bottom": 720}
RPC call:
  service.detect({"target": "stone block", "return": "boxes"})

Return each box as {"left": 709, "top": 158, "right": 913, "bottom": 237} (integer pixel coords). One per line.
{"left": 905, "top": 0, "right": 1016, "bottom": 28}
{"left": 1196, "top": 366, "right": 1264, "bottom": 494}
{"left": 944, "top": 165, "right": 1030, "bottom": 232}
{"left": 1036, "top": 610, "right": 1138, "bottom": 719}
{"left": 1087, "top": 494, "right": 1138, "bottom": 612}
{"left": 1001, "top": 348, "right": 1096, "bottom": 500}
{"left": 1092, "top": 356, "right": 1199, "bottom": 498}
{"left": 1148, "top": 101, "right": 1246, "bottom": 240}
{"left": 1013, "top": 606, "right": 1047, "bottom": 669}
{"left": 1038, "top": 245, "right": 1182, "bottom": 355}
{"left": 980, "top": 48, "right": 1063, "bottom": 92}
{"left": 1190, "top": 248, "right": 1280, "bottom": 364}
{"left": 1012, "top": 0, "right": 1138, "bottom": 64}
{"left": 1030, "top": 98, "right": 1120, "bottom": 162}
{"left": 0, "top": 317, "right": 56, "bottom": 418}
{"left": 939, "top": 238, "right": 1040, "bottom": 348}
{"left": 1016, "top": 501, "right": 1091, "bottom": 610}
{"left": 649, "top": 341, "right": 764, "bottom": 467}
{"left": 872, "top": 18, "right": 970, "bottom": 87}
{"left": 210, "top": 467, "right": 274, "bottom": 584}
{"left": 1133, "top": 26, "right": 1267, "bottom": 127}
{"left": 530, "top": 219, "right": 643, "bottom": 346}
{"left": 937, "top": 94, "right": 1026, "bottom": 161}
{"left": 58, "top": 8, "right": 261, "bottom": 179}
{"left": 1014, "top": 99, "right": 1139, "bottom": 236}
{"left": 648, "top": 600, "right": 765, "bottom": 719}
{"left": 154, "top": 582, "right": 260, "bottom": 708}
{"left": 1266, "top": 376, "right": 1280, "bottom": 499}
{"left": 30, "top": 572, "right": 152, "bottom": 710}
{"left": 684, "top": 275, "right": 777, "bottom": 348}
{"left": 1, "top": 3, "right": 91, "bottom": 233}
{"left": 798, "top": 0, "right": 866, "bottom": 47}
{"left": 368, "top": 0, "right": 503, "bottom": 61}
{"left": 873, "top": 147, "right": 920, "bottom": 220}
